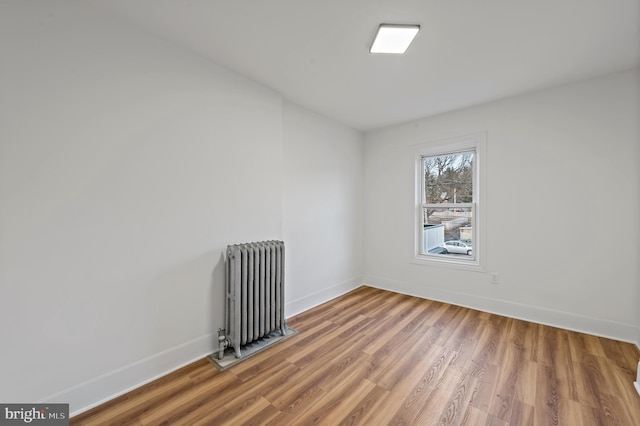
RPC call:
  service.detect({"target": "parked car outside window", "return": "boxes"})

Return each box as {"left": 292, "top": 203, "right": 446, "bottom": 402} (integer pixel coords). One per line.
{"left": 443, "top": 240, "right": 473, "bottom": 255}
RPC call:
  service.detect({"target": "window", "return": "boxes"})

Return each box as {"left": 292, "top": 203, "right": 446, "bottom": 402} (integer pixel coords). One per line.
{"left": 413, "top": 133, "right": 485, "bottom": 269}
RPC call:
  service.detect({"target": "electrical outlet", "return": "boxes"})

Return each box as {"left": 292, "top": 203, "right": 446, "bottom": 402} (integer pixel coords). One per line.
{"left": 490, "top": 272, "right": 499, "bottom": 284}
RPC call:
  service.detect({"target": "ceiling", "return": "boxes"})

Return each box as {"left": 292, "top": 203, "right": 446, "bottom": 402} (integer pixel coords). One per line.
{"left": 87, "top": 0, "right": 639, "bottom": 131}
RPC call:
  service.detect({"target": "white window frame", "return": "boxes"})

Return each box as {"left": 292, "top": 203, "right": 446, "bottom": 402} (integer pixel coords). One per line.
{"left": 412, "top": 132, "right": 486, "bottom": 271}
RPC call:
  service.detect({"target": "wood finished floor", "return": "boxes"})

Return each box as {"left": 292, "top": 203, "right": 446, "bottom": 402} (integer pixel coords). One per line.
{"left": 71, "top": 286, "right": 640, "bottom": 425}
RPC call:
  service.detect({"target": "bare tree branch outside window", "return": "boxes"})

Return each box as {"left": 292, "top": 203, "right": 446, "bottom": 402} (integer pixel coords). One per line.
{"left": 424, "top": 151, "right": 474, "bottom": 208}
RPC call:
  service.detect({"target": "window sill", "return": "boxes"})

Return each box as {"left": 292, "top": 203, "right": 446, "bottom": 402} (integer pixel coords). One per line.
{"left": 411, "top": 255, "right": 485, "bottom": 272}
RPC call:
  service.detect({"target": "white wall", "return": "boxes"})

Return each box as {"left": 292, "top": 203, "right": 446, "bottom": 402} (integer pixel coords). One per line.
{"left": 0, "top": 0, "right": 363, "bottom": 415}
{"left": 0, "top": 0, "right": 283, "bottom": 410}
{"left": 282, "top": 101, "right": 364, "bottom": 316}
{"left": 364, "top": 68, "right": 640, "bottom": 345}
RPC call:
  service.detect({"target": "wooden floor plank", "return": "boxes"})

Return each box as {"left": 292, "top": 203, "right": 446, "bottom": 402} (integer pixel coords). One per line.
{"left": 336, "top": 384, "right": 389, "bottom": 426}
{"left": 509, "top": 399, "right": 534, "bottom": 426}
{"left": 287, "top": 378, "right": 376, "bottom": 425}
{"left": 514, "top": 359, "right": 537, "bottom": 407}
{"left": 469, "top": 362, "right": 500, "bottom": 413}
{"left": 70, "top": 286, "right": 640, "bottom": 426}
{"left": 436, "top": 372, "right": 482, "bottom": 426}
{"left": 487, "top": 341, "right": 521, "bottom": 421}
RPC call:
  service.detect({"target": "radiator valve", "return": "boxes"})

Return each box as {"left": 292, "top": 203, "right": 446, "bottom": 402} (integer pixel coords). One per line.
{"left": 217, "top": 328, "right": 229, "bottom": 360}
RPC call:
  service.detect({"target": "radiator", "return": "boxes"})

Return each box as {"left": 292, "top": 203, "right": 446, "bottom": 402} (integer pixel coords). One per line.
{"left": 219, "top": 240, "right": 286, "bottom": 359}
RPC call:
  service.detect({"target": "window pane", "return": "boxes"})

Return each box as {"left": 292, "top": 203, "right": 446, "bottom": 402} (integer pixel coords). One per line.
{"left": 422, "top": 206, "right": 473, "bottom": 257}
{"left": 423, "top": 151, "right": 474, "bottom": 204}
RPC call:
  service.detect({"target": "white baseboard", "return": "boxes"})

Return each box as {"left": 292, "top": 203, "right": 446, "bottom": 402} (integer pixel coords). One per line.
{"left": 42, "top": 333, "right": 217, "bottom": 417}
{"left": 42, "top": 274, "right": 636, "bottom": 417}
{"left": 46, "top": 276, "right": 363, "bottom": 417}
{"left": 285, "top": 275, "right": 363, "bottom": 319}
{"left": 364, "top": 275, "right": 639, "bottom": 346}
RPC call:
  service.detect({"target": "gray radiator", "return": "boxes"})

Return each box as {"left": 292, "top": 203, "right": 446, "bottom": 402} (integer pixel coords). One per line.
{"left": 219, "top": 241, "right": 286, "bottom": 359}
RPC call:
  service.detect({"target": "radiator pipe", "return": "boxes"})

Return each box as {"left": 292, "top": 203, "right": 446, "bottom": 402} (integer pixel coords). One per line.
{"left": 218, "top": 328, "right": 229, "bottom": 360}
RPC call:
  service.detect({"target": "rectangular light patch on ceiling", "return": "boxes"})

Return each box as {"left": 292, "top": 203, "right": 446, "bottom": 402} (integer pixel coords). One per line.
{"left": 370, "top": 24, "right": 420, "bottom": 54}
